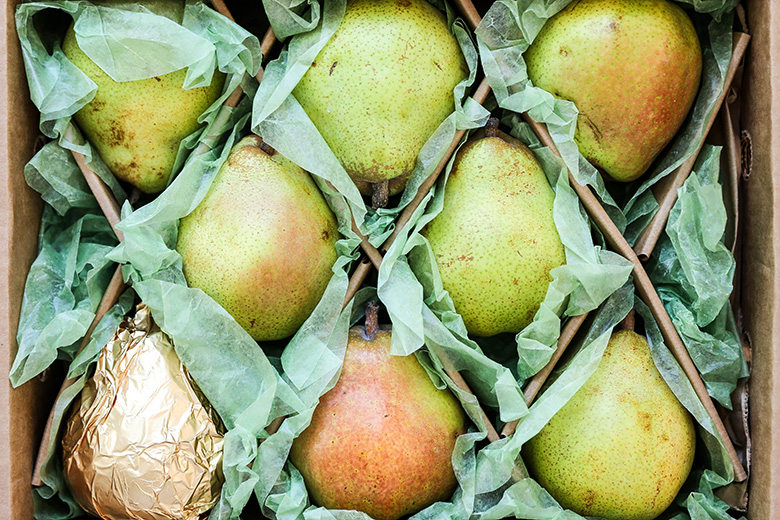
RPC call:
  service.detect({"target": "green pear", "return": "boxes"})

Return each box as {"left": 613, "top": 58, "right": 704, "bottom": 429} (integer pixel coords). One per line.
{"left": 289, "top": 322, "right": 468, "bottom": 520}
{"left": 176, "top": 135, "right": 339, "bottom": 342}
{"left": 293, "top": 0, "right": 468, "bottom": 197}
{"left": 61, "top": 1, "right": 225, "bottom": 193}
{"left": 421, "top": 131, "right": 565, "bottom": 337}
{"left": 524, "top": 330, "right": 696, "bottom": 520}
{"left": 525, "top": 0, "right": 701, "bottom": 182}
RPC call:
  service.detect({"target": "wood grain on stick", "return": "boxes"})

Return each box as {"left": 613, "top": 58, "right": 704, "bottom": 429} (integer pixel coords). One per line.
{"left": 633, "top": 33, "right": 751, "bottom": 261}
{"left": 452, "top": 0, "right": 482, "bottom": 30}
{"left": 522, "top": 114, "right": 747, "bottom": 482}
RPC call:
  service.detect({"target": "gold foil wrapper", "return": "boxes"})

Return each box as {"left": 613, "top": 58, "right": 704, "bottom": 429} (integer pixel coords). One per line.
{"left": 62, "top": 304, "right": 224, "bottom": 520}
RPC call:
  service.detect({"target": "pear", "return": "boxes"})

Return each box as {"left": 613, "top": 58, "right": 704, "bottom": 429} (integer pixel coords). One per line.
{"left": 421, "top": 130, "right": 565, "bottom": 337}
{"left": 293, "top": 0, "right": 468, "bottom": 197}
{"left": 523, "top": 330, "right": 696, "bottom": 520}
{"left": 62, "top": 0, "right": 225, "bottom": 193}
{"left": 525, "top": 0, "right": 701, "bottom": 182}
{"left": 176, "top": 135, "right": 339, "bottom": 342}
{"left": 61, "top": 305, "right": 223, "bottom": 520}
{"left": 289, "top": 307, "right": 468, "bottom": 520}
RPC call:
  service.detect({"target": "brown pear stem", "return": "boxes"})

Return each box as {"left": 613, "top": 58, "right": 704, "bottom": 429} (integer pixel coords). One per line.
{"left": 371, "top": 180, "right": 390, "bottom": 209}
{"left": 620, "top": 309, "right": 636, "bottom": 332}
{"left": 128, "top": 188, "right": 142, "bottom": 206}
{"left": 484, "top": 117, "right": 500, "bottom": 138}
{"left": 258, "top": 139, "right": 276, "bottom": 156}
{"left": 364, "top": 301, "right": 380, "bottom": 341}
{"left": 522, "top": 113, "right": 747, "bottom": 483}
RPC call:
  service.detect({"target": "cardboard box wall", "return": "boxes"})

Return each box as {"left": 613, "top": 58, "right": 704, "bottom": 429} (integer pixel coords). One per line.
{"left": 0, "top": 0, "right": 777, "bottom": 517}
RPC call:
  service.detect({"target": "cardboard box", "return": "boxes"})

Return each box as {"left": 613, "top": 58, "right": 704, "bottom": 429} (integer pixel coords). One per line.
{"left": 0, "top": 0, "right": 776, "bottom": 518}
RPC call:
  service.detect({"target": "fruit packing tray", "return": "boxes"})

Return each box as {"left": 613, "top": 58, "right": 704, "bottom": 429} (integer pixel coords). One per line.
{"left": 12, "top": 0, "right": 753, "bottom": 518}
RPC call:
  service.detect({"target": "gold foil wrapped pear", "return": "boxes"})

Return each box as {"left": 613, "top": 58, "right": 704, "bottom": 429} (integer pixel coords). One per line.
{"left": 62, "top": 304, "right": 224, "bottom": 520}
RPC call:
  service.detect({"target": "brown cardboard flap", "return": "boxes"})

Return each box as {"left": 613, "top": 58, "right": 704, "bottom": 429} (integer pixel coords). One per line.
{"left": 742, "top": 1, "right": 780, "bottom": 518}
{"left": 0, "top": 1, "right": 62, "bottom": 518}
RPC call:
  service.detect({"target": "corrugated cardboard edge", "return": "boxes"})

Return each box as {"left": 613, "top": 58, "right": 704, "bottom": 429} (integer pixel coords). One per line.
{"left": 743, "top": 1, "right": 780, "bottom": 519}
{"left": 0, "top": 1, "right": 60, "bottom": 518}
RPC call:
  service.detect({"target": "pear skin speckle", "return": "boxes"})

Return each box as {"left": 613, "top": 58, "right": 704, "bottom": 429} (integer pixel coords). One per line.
{"left": 421, "top": 136, "right": 566, "bottom": 337}
{"left": 293, "top": 0, "right": 468, "bottom": 195}
{"left": 523, "top": 330, "right": 697, "bottom": 520}
{"left": 176, "top": 136, "right": 339, "bottom": 342}
{"left": 289, "top": 328, "right": 467, "bottom": 520}
{"left": 525, "top": 0, "right": 701, "bottom": 182}
{"left": 62, "top": 23, "right": 225, "bottom": 193}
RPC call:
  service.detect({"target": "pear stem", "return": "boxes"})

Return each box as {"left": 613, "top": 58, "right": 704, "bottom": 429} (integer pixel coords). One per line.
{"left": 485, "top": 117, "right": 500, "bottom": 138}
{"left": 128, "top": 187, "right": 142, "bottom": 206}
{"left": 258, "top": 139, "right": 276, "bottom": 156}
{"left": 620, "top": 309, "right": 636, "bottom": 332}
{"left": 371, "top": 180, "right": 390, "bottom": 209}
{"left": 365, "top": 301, "right": 380, "bottom": 341}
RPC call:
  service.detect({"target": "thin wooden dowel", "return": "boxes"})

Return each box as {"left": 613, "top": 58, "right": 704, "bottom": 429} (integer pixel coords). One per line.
{"left": 500, "top": 313, "right": 589, "bottom": 438}
{"left": 31, "top": 265, "right": 126, "bottom": 486}
{"left": 633, "top": 33, "right": 750, "bottom": 261}
{"left": 210, "top": 0, "right": 234, "bottom": 21}
{"left": 522, "top": 114, "right": 747, "bottom": 483}
{"left": 353, "top": 221, "right": 383, "bottom": 271}
{"left": 452, "top": 0, "right": 482, "bottom": 30}
{"left": 524, "top": 313, "right": 588, "bottom": 407}
{"left": 342, "top": 260, "right": 373, "bottom": 308}
{"left": 445, "top": 369, "right": 500, "bottom": 443}
{"left": 260, "top": 28, "right": 278, "bottom": 66}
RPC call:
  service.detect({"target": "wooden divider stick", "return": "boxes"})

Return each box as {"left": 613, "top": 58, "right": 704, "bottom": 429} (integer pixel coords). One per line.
{"left": 633, "top": 33, "right": 751, "bottom": 261}
{"left": 523, "top": 113, "right": 747, "bottom": 482}
{"left": 499, "top": 312, "right": 590, "bottom": 438}
{"left": 31, "top": 266, "right": 125, "bottom": 485}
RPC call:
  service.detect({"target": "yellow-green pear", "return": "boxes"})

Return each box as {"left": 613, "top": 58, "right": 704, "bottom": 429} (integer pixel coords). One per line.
{"left": 524, "top": 330, "right": 696, "bottom": 520}
{"left": 293, "top": 0, "right": 468, "bottom": 197}
{"left": 421, "top": 130, "right": 565, "bottom": 337}
{"left": 62, "top": 0, "right": 225, "bottom": 193}
{"left": 525, "top": 0, "right": 701, "bottom": 182}
{"left": 176, "top": 135, "right": 339, "bottom": 342}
